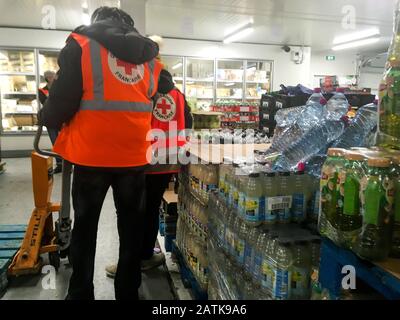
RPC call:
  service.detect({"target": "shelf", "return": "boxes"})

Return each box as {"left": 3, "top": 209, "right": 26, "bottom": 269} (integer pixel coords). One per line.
{"left": 217, "top": 96, "right": 243, "bottom": 99}
{"left": 246, "top": 80, "right": 269, "bottom": 84}
{"left": 217, "top": 80, "right": 243, "bottom": 83}
{"left": 1, "top": 92, "right": 36, "bottom": 96}
{"left": 192, "top": 111, "right": 223, "bottom": 116}
{"left": 186, "top": 78, "right": 214, "bottom": 83}
{"left": 0, "top": 72, "right": 35, "bottom": 76}
{"left": 4, "top": 112, "right": 37, "bottom": 115}
{"left": 173, "top": 77, "right": 184, "bottom": 81}
{"left": 187, "top": 96, "right": 214, "bottom": 100}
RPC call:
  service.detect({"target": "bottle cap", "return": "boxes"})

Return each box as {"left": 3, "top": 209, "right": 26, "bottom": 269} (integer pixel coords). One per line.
{"left": 367, "top": 157, "right": 391, "bottom": 168}
{"left": 314, "top": 87, "right": 321, "bottom": 93}
{"left": 345, "top": 152, "right": 366, "bottom": 161}
{"left": 373, "top": 99, "right": 378, "bottom": 105}
{"left": 327, "top": 148, "right": 346, "bottom": 157}
{"left": 279, "top": 171, "right": 290, "bottom": 176}
{"left": 320, "top": 98, "right": 327, "bottom": 105}
{"left": 297, "top": 162, "right": 306, "bottom": 172}
{"left": 265, "top": 171, "right": 276, "bottom": 177}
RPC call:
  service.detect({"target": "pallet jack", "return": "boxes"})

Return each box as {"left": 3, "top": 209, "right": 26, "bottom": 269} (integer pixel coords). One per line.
{"left": 8, "top": 125, "right": 72, "bottom": 275}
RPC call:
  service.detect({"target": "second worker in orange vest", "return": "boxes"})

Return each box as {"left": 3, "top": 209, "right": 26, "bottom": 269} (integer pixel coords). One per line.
{"left": 39, "top": 6, "right": 162, "bottom": 300}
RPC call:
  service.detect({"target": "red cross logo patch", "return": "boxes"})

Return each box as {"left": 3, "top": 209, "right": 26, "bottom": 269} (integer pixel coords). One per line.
{"left": 108, "top": 52, "right": 144, "bottom": 84}
{"left": 153, "top": 94, "right": 176, "bottom": 122}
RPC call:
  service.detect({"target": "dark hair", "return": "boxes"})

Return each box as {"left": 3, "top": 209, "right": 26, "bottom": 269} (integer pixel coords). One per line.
{"left": 91, "top": 6, "right": 134, "bottom": 27}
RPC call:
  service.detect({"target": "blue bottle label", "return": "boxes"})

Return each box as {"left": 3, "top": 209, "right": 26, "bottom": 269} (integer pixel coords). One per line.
{"left": 273, "top": 268, "right": 291, "bottom": 300}
{"left": 292, "top": 193, "right": 306, "bottom": 221}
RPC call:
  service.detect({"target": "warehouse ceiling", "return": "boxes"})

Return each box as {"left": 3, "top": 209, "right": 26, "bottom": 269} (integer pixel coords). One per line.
{"left": 0, "top": 0, "right": 396, "bottom": 53}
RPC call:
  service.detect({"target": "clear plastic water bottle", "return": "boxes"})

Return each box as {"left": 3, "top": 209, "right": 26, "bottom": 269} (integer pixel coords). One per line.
{"left": 326, "top": 87, "right": 349, "bottom": 121}
{"left": 307, "top": 87, "right": 324, "bottom": 104}
{"left": 297, "top": 97, "right": 328, "bottom": 132}
{"left": 273, "top": 120, "right": 345, "bottom": 171}
{"left": 290, "top": 240, "right": 312, "bottom": 300}
{"left": 244, "top": 227, "right": 260, "bottom": 274}
{"left": 244, "top": 173, "right": 265, "bottom": 226}
{"left": 271, "top": 240, "right": 293, "bottom": 300}
{"left": 252, "top": 231, "right": 268, "bottom": 283}
{"left": 260, "top": 235, "right": 279, "bottom": 296}
{"left": 333, "top": 101, "right": 378, "bottom": 149}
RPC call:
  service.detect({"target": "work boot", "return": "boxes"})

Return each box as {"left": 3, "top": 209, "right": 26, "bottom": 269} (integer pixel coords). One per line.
{"left": 105, "top": 252, "right": 166, "bottom": 278}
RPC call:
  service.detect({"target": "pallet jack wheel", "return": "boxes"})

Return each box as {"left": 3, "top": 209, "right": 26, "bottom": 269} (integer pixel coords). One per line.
{"left": 49, "top": 251, "right": 60, "bottom": 271}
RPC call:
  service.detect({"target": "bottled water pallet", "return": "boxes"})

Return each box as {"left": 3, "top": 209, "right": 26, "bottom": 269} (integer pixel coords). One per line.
{"left": 319, "top": 238, "right": 400, "bottom": 300}
{"left": 171, "top": 240, "right": 208, "bottom": 300}
{"left": 0, "top": 224, "right": 27, "bottom": 296}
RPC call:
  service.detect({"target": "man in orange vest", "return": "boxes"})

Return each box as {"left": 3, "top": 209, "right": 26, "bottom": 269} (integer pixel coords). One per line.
{"left": 39, "top": 7, "right": 162, "bottom": 300}
{"left": 105, "top": 69, "right": 192, "bottom": 277}
{"left": 38, "top": 70, "right": 62, "bottom": 173}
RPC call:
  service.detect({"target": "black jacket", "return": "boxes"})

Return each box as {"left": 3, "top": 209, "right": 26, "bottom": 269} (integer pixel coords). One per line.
{"left": 39, "top": 19, "right": 159, "bottom": 129}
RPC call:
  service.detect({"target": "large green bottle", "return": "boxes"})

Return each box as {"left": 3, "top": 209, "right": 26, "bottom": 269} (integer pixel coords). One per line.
{"left": 338, "top": 152, "right": 366, "bottom": 249}
{"left": 355, "top": 158, "right": 395, "bottom": 261}
{"left": 390, "top": 155, "right": 400, "bottom": 258}
{"left": 379, "top": 1, "right": 400, "bottom": 149}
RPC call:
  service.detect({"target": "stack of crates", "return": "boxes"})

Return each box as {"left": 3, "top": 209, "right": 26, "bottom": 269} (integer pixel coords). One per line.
{"left": 159, "top": 190, "right": 178, "bottom": 252}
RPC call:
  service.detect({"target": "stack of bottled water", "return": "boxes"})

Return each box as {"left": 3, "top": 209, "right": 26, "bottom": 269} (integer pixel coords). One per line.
{"left": 207, "top": 191, "right": 321, "bottom": 300}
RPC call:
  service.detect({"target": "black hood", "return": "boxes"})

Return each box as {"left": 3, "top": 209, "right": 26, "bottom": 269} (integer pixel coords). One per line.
{"left": 74, "top": 19, "right": 159, "bottom": 65}
{"left": 158, "top": 69, "right": 175, "bottom": 94}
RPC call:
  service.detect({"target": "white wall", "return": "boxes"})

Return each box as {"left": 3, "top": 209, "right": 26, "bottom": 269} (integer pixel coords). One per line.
{"left": 309, "top": 51, "right": 358, "bottom": 87}
{"left": 161, "top": 38, "right": 312, "bottom": 91}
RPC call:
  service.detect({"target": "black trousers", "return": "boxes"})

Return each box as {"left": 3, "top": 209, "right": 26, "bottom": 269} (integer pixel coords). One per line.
{"left": 67, "top": 166, "right": 146, "bottom": 300}
{"left": 141, "top": 173, "right": 173, "bottom": 259}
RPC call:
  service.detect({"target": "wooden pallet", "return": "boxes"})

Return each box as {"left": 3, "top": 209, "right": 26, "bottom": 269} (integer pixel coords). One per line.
{"left": 0, "top": 224, "right": 27, "bottom": 295}
{"left": 319, "top": 238, "right": 400, "bottom": 300}
{"left": 171, "top": 240, "right": 208, "bottom": 300}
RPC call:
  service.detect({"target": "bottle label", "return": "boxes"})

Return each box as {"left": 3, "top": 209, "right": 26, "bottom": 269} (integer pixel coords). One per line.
{"left": 273, "top": 268, "right": 291, "bottom": 300}
{"left": 233, "top": 189, "right": 240, "bottom": 209}
{"left": 253, "top": 252, "right": 263, "bottom": 280}
{"left": 236, "top": 238, "right": 246, "bottom": 264}
{"left": 238, "top": 192, "right": 246, "bottom": 217}
{"left": 313, "top": 191, "right": 320, "bottom": 219}
{"left": 292, "top": 193, "right": 306, "bottom": 221}
{"left": 219, "top": 179, "right": 225, "bottom": 196}
{"left": 267, "top": 196, "right": 293, "bottom": 211}
{"left": 363, "top": 176, "right": 394, "bottom": 225}
{"left": 343, "top": 175, "right": 360, "bottom": 216}
{"left": 244, "top": 244, "right": 252, "bottom": 273}
{"left": 261, "top": 258, "right": 274, "bottom": 291}
{"left": 291, "top": 267, "right": 310, "bottom": 298}
{"left": 245, "top": 196, "right": 264, "bottom": 222}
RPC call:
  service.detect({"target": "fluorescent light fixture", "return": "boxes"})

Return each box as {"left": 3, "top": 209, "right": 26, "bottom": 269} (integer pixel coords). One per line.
{"left": 332, "top": 37, "right": 380, "bottom": 51}
{"left": 333, "top": 28, "right": 380, "bottom": 45}
{"left": 247, "top": 66, "right": 256, "bottom": 72}
{"left": 186, "top": 81, "right": 195, "bottom": 85}
{"left": 81, "top": 1, "right": 88, "bottom": 9}
{"left": 224, "top": 82, "right": 235, "bottom": 86}
{"left": 172, "top": 62, "right": 183, "bottom": 70}
{"left": 82, "top": 12, "right": 91, "bottom": 25}
{"left": 223, "top": 22, "right": 254, "bottom": 44}
{"left": 224, "top": 27, "right": 254, "bottom": 44}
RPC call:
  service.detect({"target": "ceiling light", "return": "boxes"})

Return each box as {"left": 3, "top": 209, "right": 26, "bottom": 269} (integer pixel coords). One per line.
{"left": 186, "top": 81, "right": 195, "bottom": 85}
{"left": 223, "top": 23, "right": 254, "bottom": 44}
{"left": 332, "top": 37, "right": 380, "bottom": 51}
{"left": 224, "top": 82, "right": 235, "bottom": 86}
{"left": 81, "top": 1, "right": 88, "bottom": 9}
{"left": 333, "top": 28, "right": 380, "bottom": 45}
{"left": 172, "top": 62, "right": 183, "bottom": 70}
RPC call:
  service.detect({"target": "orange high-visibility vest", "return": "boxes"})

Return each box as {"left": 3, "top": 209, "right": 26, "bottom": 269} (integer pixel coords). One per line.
{"left": 54, "top": 33, "right": 162, "bottom": 167}
{"left": 147, "top": 88, "right": 187, "bottom": 174}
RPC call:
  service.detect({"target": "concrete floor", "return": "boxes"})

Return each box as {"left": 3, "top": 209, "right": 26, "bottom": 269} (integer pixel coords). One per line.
{"left": 0, "top": 158, "right": 175, "bottom": 300}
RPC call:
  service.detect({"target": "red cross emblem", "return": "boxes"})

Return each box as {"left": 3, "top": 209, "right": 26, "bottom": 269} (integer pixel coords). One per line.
{"left": 116, "top": 59, "right": 137, "bottom": 75}
{"left": 156, "top": 98, "right": 171, "bottom": 115}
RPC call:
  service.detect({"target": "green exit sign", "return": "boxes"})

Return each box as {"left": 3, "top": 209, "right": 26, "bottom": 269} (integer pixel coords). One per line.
{"left": 326, "top": 55, "right": 336, "bottom": 61}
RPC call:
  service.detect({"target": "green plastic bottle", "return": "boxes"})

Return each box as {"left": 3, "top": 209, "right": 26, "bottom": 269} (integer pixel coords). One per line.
{"left": 355, "top": 157, "right": 395, "bottom": 261}
{"left": 390, "top": 155, "right": 400, "bottom": 258}
{"left": 319, "top": 148, "right": 347, "bottom": 241}
{"left": 290, "top": 240, "right": 312, "bottom": 300}
{"left": 338, "top": 152, "right": 366, "bottom": 249}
